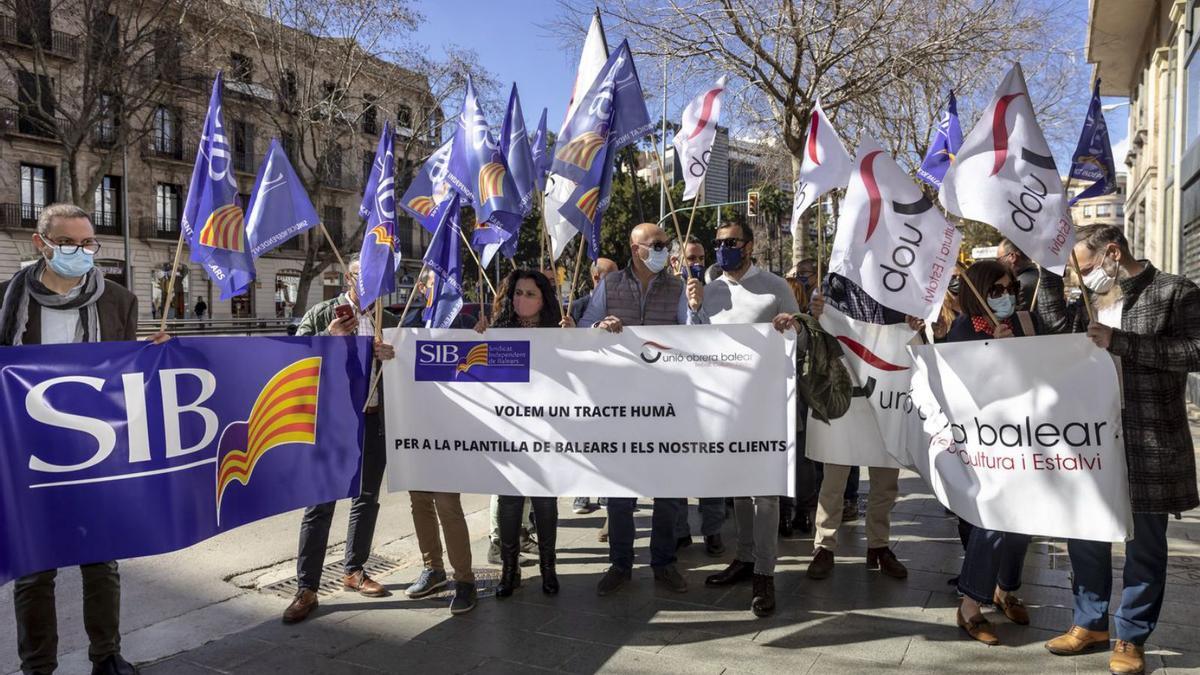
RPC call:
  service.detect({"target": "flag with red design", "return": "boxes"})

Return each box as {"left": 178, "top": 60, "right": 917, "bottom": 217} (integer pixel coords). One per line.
{"left": 672, "top": 76, "right": 727, "bottom": 201}
{"left": 829, "top": 137, "right": 962, "bottom": 319}
{"left": 940, "top": 63, "right": 1073, "bottom": 275}
{"left": 790, "top": 99, "right": 851, "bottom": 237}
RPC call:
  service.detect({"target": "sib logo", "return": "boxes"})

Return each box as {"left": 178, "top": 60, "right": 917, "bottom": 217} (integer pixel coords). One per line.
{"left": 415, "top": 341, "right": 530, "bottom": 382}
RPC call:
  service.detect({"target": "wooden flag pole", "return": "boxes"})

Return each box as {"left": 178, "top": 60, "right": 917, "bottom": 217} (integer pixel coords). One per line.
{"left": 319, "top": 223, "right": 347, "bottom": 271}
{"left": 681, "top": 181, "right": 705, "bottom": 269}
{"left": 1069, "top": 249, "right": 1096, "bottom": 323}
{"left": 815, "top": 205, "right": 825, "bottom": 284}
{"left": 457, "top": 227, "right": 497, "bottom": 296}
{"left": 565, "top": 240, "right": 586, "bottom": 317}
{"left": 960, "top": 271, "right": 1001, "bottom": 329}
{"left": 158, "top": 234, "right": 186, "bottom": 333}
{"left": 647, "top": 145, "right": 685, "bottom": 243}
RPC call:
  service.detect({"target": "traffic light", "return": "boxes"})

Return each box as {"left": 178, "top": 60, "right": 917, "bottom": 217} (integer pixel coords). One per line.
{"left": 746, "top": 190, "right": 760, "bottom": 217}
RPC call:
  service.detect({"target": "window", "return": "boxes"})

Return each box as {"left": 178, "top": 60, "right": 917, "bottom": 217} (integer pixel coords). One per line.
{"left": 94, "top": 93, "right": 118, "bottom": 146}
{"left": 153, "top": 30, "right": 181, "bottom": 81}
{"left": 152, "top": 105, "right": 179, "bottom": 157}
{"left": 231, "top": 120, "right": 255, "bottom": 173}
{"left": 1096, "top": 203, "right": 1113, "bottom": 217}
{"left": 397, "top": 104, "right": 412, "bottom": 129}
{"left": 20, "top": 164, "right": 55, "bottom": 226}
{"left": 89, "top": 11, "right": 118, "bottom": 63}
{"left": 319, "top": 146, "right": 343, "bottom": 186}
{"left": 425, "top": 107, "right": 440, "bottom": 142}
{"left": 16, "top": 70, "right": 55, "bottom": 137}
{"left": 1082, "top": 205, "right": 1093, "bottom": 217}
{"left": 155, "top": 183, "right": 181, "bottom": 234}
{"left": 362, "top": 150, "right": 374, "bottom": 184}
{"left": 15, "top": 0, "right": 52, "bottom": 50}
{"left": 92, "top": 175, "right": 122, "bottom": 234}
{"left": 1117, "top": 203, "right": 1126, "bottom": 217}
{"left": 281, "top": 132, "right": 295, "bottom": 159}
{"left": 280, "top": 70, "right": 298, "bottom": 112}
{"left": 322, "top": 205, "right": 344, "bottom": 247}
{"left": 363, "top": 95, "right": 378, "bottom": 135}
{"left": 275, "top": 270, "right": 301, "bottom": 318}
{"left": 230, "top": 52, "right": 253, "bottom": 83}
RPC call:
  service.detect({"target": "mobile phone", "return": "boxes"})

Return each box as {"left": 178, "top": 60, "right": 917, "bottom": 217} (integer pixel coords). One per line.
{"left": 334, "top": 304, "right": 354, "bottom": 322}
{"left": 686, "top": 264, "right": 705, "bottom": 284}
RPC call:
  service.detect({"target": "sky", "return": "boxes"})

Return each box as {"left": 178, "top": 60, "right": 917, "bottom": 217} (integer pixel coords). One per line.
{"left": 412, "top": 0, "right": 1131, "bottom": 174}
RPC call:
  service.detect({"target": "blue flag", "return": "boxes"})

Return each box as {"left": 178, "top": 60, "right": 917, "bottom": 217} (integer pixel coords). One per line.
{"left": 1068, "top": 79, "right": 1118, "bottom": 205}
{"left": 399, "top": 139, "right": 455, "bottom": 235}
{"left": 531, "top": 107, "right": 550, "bottom": 192}
{"left": 501, "top": 84, "right": 537, "bottom": 216}
{"left": 446, "top": 77, "right": 523, "bottom": 268}
{"left": 422, "top": 192, "right": 464, "bottom": 328}
{"left": 356, "top": 122, "right": 400, "bottom": 311}
{"left": 916, "top": 91, "right": 963, "bottom": 189}
{"left": 226, "top": 139, "right": 322, "bottom": 296}
{"left": 550, "top": 40, "right": 653, "bottom": 259}
{"left": 180, "top": 72, "right": 253, "bottom": 299}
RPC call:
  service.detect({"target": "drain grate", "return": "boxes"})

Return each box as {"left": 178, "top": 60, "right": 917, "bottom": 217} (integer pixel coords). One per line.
{"left": 259, "top": 554, "right": 408, "bottom": 599}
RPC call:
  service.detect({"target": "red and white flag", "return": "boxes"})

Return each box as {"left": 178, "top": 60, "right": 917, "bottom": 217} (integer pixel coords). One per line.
{"left": 940, "top": 63, "right": 1074, "bottom": 274}
{"left": 790, "top": 99, "right": 851, "bottom": 237}
{"left": 829, "top": 137, "right": 962, "bottom": 319}
{"left": 672, "top": 76, "right": 727, "bottom": 201}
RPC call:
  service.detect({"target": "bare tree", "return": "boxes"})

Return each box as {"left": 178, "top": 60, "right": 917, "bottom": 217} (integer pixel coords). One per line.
{"left": 0, "top": 0, "right": 224, "bottom": 206}
{"left": 560, "top": 0, "right": 1085, "bottom": 263}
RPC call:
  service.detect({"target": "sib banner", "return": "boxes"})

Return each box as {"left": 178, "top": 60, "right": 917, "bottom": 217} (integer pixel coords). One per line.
{"left": 0, "top": 336, "right": 372, "bottom": 584}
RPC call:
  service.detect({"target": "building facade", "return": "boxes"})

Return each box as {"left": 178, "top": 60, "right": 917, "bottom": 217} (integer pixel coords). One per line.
{"left": 0, "top": 0, "right": 436, "bottom": 322}
{"left": 1068, "top": 173, "right": 1128, "bottom": 229}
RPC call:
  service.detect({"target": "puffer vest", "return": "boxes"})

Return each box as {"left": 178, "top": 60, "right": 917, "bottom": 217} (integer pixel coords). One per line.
{"left": 604, "top": 267, "right": 682, "bottom": 326}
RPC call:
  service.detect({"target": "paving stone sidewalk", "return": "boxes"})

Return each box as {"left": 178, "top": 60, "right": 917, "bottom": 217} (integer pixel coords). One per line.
{"left": 142, "top": 420, "right": 1200, "bottom": 675}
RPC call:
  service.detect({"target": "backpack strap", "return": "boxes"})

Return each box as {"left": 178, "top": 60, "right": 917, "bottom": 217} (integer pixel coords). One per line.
{"left": 1015, "top": 310, "right": 1035, "bottom": 337}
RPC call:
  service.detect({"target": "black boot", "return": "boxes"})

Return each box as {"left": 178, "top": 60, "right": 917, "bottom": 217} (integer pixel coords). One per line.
{"left": 539, "top": 548, "right": 559, "bottom": 595}
{"left": 496, "top": 540, "right": 521, "bottom": 598}
{"left": 751, "top": 573, "right": 776, "bottom": 617}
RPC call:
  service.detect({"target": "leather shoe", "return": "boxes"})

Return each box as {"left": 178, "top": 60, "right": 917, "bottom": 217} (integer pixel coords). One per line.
{"left": 866, "top": 546, "right": 907, "bottom": 579}
{"left": 957, "top": 608, "right": 1000, "bottom": 645}
{"left": 282, "top": 589, "right": 318, "bottom": 624}
{"left": 1045, "top": 625, "right": 1110, "bottom": 655}
{"left": 91, "top": 654, "right": 137, "bottom": 675}
{"left": 653, "top": 564, "right": 689, "bottom": 592}
{"left": 992, "top": 590, "right": 1029, "bottom": 625}
{"left": 343, "top": 570, "right": 388, "bottom": 597}
{"left": 806, "top": 548, "right": 834, "bottom": 580}
{"left": 1109, "top": 640, "right": 1145, "bottom": 675}
{"left": 705, "top": 559, "right": 753, "bottom": 587}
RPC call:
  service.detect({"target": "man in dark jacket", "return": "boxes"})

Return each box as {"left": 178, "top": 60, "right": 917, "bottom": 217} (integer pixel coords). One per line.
{"left": 0, "top": 203, "right": 167, "bottom": 675}
{"left": 997, "top": 238, "right": 1040, "bottom": 313}
{"left": 280, "top": 255, "right": 429, "bottom": 621}
{"left": 1041, "top": 225, "right": 1200, "bottom": 675}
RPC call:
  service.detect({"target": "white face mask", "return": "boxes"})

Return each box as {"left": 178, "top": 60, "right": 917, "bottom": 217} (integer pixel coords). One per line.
{"left": 1081, "top": 255, "right": 1117, "bottom": 294}
{"left": 641, "top": 246, "right": 669, "bottom": 273}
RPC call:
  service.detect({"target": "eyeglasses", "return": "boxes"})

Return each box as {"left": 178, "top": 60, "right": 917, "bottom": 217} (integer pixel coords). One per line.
{"left": 712, "top": 237, "right": 745, "bottom": 249}
{"left": 636, "top": 241, "right": 669, "bottom": 252}
{"left": 49, "top": 241, "right": 100, "bottom": 255}
{"left": 987, "top": 282, "right": 1019, "bottom": 299}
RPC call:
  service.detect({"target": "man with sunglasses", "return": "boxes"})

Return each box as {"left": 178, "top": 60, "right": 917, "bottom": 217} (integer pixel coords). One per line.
{"left": 579, "top": 222, "right": 703, "bottom": 597}
{"left": 1, "top": 203, "right": 168, "bottom": 675}
{"left": 698, "top": 219, "right": 800, "bottom": 618}
{"left": 997, "top": 238, "right": 1040, "bottom": 313}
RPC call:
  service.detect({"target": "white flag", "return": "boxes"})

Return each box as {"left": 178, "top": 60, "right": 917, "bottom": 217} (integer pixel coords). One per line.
{"left": 790, "top": 99, "right": 851, "bottom": 237}
{"left": 672, "top": 76, "right": 727, "bottom": 201}
{"left": 940, "top": 63, "right": 1074, "bottom": 275}
{"left": 829, "top": 137, "right": 963, "bottom": 319}
{"left": 545, "top": 13, "right": 608, "bottom": 260}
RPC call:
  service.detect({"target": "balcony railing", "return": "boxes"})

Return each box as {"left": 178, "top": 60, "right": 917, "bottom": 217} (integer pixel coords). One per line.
{"left": 317, "top": 170, "right": 355, "bottom": 192}
{"left": 142, "top": 140, "right": 192, "bottom": 164}
{"left": 138, "top": 215, "right": 181, "bottom": 239}
{"left": 92, "top": 123, "right": 118, "bottom": 147}
{"left": 91, "top": 211, "right": 122, "bottom": 236}
{"left": 0, "top": 107, "right": 63, "bottom": 140}
{"left": 0, "top": 202, "right": 39, "bottom": 229}
{"left": 0, "top": 15, "right": 80, "bottom": 59}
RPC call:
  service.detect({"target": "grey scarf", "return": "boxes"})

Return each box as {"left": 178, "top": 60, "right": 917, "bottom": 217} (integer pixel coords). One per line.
{"left": 0, "top": 258, "right": 106, "bottom": 345}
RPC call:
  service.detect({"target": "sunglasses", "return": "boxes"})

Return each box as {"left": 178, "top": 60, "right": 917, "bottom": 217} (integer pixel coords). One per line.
{"left": 637, "top": 241, "right": 669, "bottom": 252}
{"left": 987, "top": 282, "right": 1019, "bottom": 299}
{"left": 712, "top": 237, "right": 745, "bottom": 249}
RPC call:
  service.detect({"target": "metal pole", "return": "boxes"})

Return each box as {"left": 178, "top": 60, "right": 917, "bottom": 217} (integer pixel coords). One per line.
{"left": 121, "top": 144, "right": 132, "bottom": 290}
{"left": 660, "top": 51, "right": 667, "bottom": 221}
{"left": 657, "top": 199, "right": 748, "bottom": 229}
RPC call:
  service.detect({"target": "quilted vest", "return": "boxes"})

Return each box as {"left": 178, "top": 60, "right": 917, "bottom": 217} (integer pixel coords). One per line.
{"left": 603, "top": 267, "right": 682, "bottom": 326}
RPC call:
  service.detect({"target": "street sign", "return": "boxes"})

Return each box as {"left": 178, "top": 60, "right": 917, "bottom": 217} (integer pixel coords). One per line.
{"left": 971, "top": 246, "right": 999, "bottom": 259}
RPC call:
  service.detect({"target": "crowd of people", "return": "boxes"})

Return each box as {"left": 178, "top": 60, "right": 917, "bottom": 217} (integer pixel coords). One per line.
{"left": 3, "top": 204, "right": 1198, "bottom": 675}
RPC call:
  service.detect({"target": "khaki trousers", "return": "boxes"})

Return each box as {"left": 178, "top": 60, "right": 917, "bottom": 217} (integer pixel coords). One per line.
{"left": 409, "top": 491, "right": 475, "bottom": 583}
{"left": 814, "top": 464, "right": 899, "bottom": 551}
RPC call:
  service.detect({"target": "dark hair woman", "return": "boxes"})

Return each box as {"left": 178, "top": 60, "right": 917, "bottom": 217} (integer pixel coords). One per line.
{"left": 946, "top": 259, "right": 1038, "bottom": 646}
{"left": 477, "top": 269, "right": 573, "bottom": 598}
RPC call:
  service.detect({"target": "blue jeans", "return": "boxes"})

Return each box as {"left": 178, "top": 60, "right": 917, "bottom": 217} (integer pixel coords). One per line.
{"left": 957, "top": 526, "right": 1031, "bottom": 603}
{"left": 607, "top": 497, "right": 680, "bottom": 571}
{"left": 1068, "top": 512, "right": 1169, "bottom": 645}
{"left": 676, "top": 498, "right": 725, "bottom": 538}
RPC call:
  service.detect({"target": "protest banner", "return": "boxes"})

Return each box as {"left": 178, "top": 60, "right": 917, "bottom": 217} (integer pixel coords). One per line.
{"left": 0, "top": 336, "right": 372, "bottom": 584}
{"left": 383, "top": 324, "right": 796, "bottom": 498}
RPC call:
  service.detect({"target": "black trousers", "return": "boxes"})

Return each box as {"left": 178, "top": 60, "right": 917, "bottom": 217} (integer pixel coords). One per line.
{"left": 296, "top": 411, "right": 386, "bottom": 589}
{"left": 13, "top": 561, "right": 121, "bottom": 674}
{"left": 498, "top": 496, "right": 557, "bottom": 559}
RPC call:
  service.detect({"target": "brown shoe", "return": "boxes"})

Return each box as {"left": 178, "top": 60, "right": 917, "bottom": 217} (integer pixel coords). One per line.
{"left": 866, "top": 546, "right": 907, "bottom": 579}
{"left": 1109, "top": 640, "right": 1145, "bottom": 675}
{"left": 282, "top": 589, "right": 318, "bottom": 624}
{"left": 957, "top": 608, "right": 1000, "bottom": 645}
{"left": 992, "top": 591, "right": 1029, "bottom": 625}
{"left": 806, "top": 547, "right": 835, "bottom": 580}
{"left": 1044, "top": 625, "right": 1109, "bottom": 655}
{"left": 343, "top": 570, "right": 389, "bottom": 597}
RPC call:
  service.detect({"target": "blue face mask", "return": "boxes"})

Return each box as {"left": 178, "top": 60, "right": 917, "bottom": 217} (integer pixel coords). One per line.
{"left": 46, "top": 247, "right": 95, "bottom": 279}
{"left": 688, "top": 264, "right": 705, "bottom": 283}
{"left": 716, "top": 246, "right": 743, "bottom": 272}
{"left": 987, "top": 293, "right": 1015, "bottom": 320}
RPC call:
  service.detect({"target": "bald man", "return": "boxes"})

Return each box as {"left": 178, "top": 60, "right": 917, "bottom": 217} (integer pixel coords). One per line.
{"left": 578, "top": 222, "right": 704, "bottom": 598}
{"left": 569, "top": 257, "right": 618, "bottom": 325}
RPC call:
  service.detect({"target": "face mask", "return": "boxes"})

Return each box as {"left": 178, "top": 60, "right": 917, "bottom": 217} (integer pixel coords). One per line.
{"left": 642, "top": 247, "right": 669, "bottom": 273}
{"left": 1081, "top": 257, "right": 1117, "bottom": 294}
{"left": 716, "top": 246, "right": 743, "bottom": 271}
{"left": 45, "top": 247, "right": 95, "bottom": 279}
{"left": 513, "top": 295, "right": 542, "bottom": 319}
{"left": 948, "top": 276, "right": 962, "bottom": 296}
{"left": 688, "top": 264, "right": 705, "bottom": 283}
{"left": 987, "top": 293, "right": 1015, "bottom": 320}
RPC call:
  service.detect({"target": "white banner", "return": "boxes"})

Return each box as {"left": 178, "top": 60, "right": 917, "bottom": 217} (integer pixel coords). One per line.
{"left": 382, "top": 325, "right": 796, "bottom": 498}
{"left": 806, "top": 398, "right": 902, "bottom": 469}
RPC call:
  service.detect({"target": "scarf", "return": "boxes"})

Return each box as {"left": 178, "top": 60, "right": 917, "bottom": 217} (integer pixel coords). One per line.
{"left": 0, "top": 258, "right": 106, "bottom": 346}
{"left": 970, "top": 315, "right": 1013, "bottom": 337}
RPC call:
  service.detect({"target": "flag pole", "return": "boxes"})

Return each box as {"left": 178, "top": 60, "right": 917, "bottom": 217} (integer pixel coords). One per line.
{"left": 815, "top": 204, "right": 825, "bottom": 283}
{"left": 457, "top": 227, "right": 498, "bottom": 296}
{"left": 647, "top": 144, "right": 684, "bottom": 243}
{"left": 319, "top": 223, "right": 347, "bottom": 271}
{"left": 1069, "top": 250, "right": 1096, "bottom": 323}
{"left": 538, "top": 191, "right": 547, "bottom": 269}
{"left": 960, "top": 271, "right": 1000, "bottom": 328}
{"left": 158, "top": 235, "right": 186, "bottom": 333}
{"left": 681, "top": 181, "right": 705, "bottom": 266}
{"left": 565, "top": 237, "right": 586, "bottom": 317}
